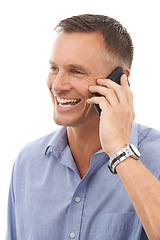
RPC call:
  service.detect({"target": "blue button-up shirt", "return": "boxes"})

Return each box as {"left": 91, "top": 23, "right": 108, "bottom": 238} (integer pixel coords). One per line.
{"left": 6, "top": 122, "right": 160, "bottom": 240}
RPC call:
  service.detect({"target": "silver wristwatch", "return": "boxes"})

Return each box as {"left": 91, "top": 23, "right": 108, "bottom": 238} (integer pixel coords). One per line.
{"left": 108, "top": 144, "right": 140, "bottom": 174}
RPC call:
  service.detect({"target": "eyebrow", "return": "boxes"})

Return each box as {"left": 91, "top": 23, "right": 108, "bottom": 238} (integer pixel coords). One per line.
{"left": 49, "top": 60, "right": 57, "bottom": 65}
{"left": 68, "top": 64, "right": 90, "bottom": 74}
{"left": 49, "top": 61, "right": 90, "bottom": 75}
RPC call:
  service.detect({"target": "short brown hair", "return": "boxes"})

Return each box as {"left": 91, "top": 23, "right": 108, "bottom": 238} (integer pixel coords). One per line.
{"left": 55, "top": 14, "right": 134, "bottom": 69}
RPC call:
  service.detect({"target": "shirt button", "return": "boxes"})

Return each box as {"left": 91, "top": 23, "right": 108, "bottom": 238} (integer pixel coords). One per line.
{"left": 70, "top": 232, "right": 76, "bottom": 238}
{"left": 75, "top": 197, "right": 81, "bottom": 203}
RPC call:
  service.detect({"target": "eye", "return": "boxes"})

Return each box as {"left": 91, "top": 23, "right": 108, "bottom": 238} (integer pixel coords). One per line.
{"left": 72, "top": 69, "right": 84, "bottom": 75}
{"left": 50, "top": 66, "right": 58, "bottom": 73}
{"left": 75, "top": 70, "right": 82, "bottom": 74}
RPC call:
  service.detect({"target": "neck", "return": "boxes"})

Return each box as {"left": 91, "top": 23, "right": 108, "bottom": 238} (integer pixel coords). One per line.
{"left": 67, "top": 118, "right": 101, "bottom": 177}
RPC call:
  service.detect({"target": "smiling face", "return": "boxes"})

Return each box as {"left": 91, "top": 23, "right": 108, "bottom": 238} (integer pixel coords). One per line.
{"left": 47, "top": 31, "right": 111, "bottom": 127}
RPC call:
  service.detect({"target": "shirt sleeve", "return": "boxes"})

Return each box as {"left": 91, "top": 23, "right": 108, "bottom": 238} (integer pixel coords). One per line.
{"left": 6, "top": 163, "right": 17, "bottom": 240}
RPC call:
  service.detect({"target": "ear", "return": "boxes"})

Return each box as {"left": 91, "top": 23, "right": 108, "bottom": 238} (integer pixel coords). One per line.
{"left": 123, "top": 68, "right": 130, "bottom": 78}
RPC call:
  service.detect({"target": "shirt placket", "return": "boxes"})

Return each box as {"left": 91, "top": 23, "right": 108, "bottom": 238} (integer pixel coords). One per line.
{"left": 65, "top": 152, "right": 108, "bottom": 240}
{"left": 65, "top": 180, "right": 87, "bottom": 240}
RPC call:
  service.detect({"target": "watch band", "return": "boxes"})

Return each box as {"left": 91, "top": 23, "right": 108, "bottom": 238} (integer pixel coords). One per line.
{"left": 108, "top": 144, "right": 140, "bottom": 174}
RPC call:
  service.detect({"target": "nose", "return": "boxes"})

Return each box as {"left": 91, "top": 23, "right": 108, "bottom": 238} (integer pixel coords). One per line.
{"left": 47, "top": 71, "right": 72, "bottom": 93}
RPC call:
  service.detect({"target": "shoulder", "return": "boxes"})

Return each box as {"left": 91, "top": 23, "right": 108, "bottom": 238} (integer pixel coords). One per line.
{"left": 136, "top": 123, "right": 160, "bottom": 177}
{"left": 137, "top": 123, "right": 160, "bottom": 151}
{"left": 13, "top": 128, "right": 60, "bottom": 170}
{"left": 21, "top": 130, "right": 58, "bottom": 155}
{"left": 10, "top": 128, "right": 65, "bottom": 197}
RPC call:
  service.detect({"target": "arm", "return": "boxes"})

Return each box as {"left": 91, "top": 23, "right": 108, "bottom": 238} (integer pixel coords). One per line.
{"left": 117, "top": 157, "right": 160, "bottom": 240}
{"left": 87, "top": 74, "right": 160, "bottom": 240}
{"left": 6, "top": 165, "right": 17, "bottom": 240}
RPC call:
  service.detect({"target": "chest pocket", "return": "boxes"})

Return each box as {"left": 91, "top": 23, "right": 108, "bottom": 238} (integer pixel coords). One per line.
{"left": 95, "top": 212, "right": 140, "bottom": 240}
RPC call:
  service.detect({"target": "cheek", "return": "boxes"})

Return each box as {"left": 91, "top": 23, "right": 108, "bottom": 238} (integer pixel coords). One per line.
{"left": 49, "top": 89, "right": 55, "bottom": 104}
{"left": 71, "top": 79, "right": 91, "bottom": 98}
{"left": 46, "top": 73, "right": 54, "bottom": 89}
{"left": 78, "top": 85, "right": 91, "bottom": 99}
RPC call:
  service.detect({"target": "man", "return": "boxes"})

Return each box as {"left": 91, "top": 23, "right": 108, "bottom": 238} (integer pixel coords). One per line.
{"left": 7, "top": 14, "right": 160, "bottom": 240}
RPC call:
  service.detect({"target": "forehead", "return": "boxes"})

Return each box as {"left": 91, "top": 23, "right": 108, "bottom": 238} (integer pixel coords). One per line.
{"left": 54, "top": 31, "right": 104, "bottom": 46}
{"left": 51, "top": 32, "right": 106, "bottom": 65}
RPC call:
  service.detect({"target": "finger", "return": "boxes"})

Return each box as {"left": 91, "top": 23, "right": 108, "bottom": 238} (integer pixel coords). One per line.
{"left": 87, "top": 96, "right": 110, "bottom": 110}
{"left": 97, "top": 78, "right": 128, "bottom": 105}
{"left": 120, "top": 74, "right": 129, "bottom": 87}
{"left": 88, "top": 85, "right": 119, "bottom": 106}
{"left": 120, "top": 74, "right": 134, "bottom": 110}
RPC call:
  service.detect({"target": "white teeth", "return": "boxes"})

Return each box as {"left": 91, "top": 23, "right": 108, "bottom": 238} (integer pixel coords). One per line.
{"left": 56, "top": 97, "right": 79, "bottom": 104}
{"left": 59, "top": 103, "right": 72, "bottom": 108}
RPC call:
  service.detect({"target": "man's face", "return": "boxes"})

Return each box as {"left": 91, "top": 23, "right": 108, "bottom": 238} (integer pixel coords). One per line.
{"left": 47, "top": 31, "right": 110, "bottom": 127}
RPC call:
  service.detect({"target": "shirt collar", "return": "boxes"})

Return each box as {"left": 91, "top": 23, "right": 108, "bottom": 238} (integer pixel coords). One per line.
{"left": 45, "top": 122, "right": 139, "bottom": 157}
{"left": 45, "top": 127, "right": 68, "bottom": 157}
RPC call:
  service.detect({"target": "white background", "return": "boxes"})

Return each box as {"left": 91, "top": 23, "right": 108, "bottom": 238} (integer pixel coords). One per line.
{"left": 1, "top": 0, "right": 160, "bottom": 238}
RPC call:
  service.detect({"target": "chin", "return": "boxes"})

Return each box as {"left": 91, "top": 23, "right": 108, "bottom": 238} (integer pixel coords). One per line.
{"left": 53, "top": 115, "right": 81, "bottom": 127}
{"left": 53, "top": 107, "right": 98, "bottom": 128}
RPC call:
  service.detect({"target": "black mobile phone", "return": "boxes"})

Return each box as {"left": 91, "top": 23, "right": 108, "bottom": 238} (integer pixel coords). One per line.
{"left": 92, "top": 67, "right": 130, "bottom": 116}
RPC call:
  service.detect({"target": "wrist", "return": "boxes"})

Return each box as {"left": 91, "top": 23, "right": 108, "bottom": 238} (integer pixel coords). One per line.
{"left": 116, "top": 156, "right": 139, "bottom": 173}
{"left": 106, "top": 143, "right": 128, "bottom": 158}
{"left": 108, "top": 144, "right": 140, "bottom": 174}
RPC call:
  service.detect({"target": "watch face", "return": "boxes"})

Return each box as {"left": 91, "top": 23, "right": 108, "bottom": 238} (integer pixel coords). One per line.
{"left": 129, "top": 144, "right": 140, "bottom": 158}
